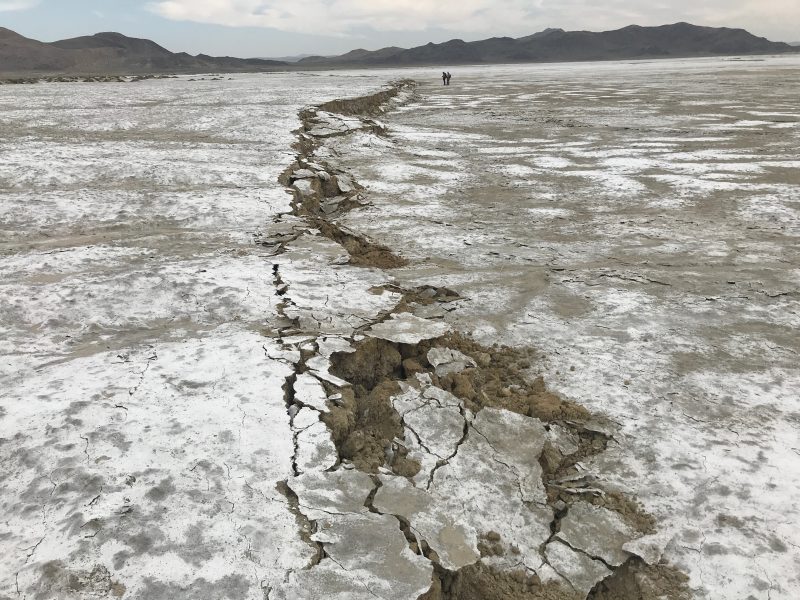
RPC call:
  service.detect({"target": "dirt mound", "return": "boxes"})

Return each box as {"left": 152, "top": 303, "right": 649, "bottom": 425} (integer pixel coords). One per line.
{"left": 315, "top": 80, "right": 416, "bottom": 116}
{"left": 429, "top": 564, "right": 582, "bottom": 600}
{"left": 588, "top": 559, "right": 691, "bottom": 600}
{"left": 327, "top": 328, "right": 598, "bottom": 482}
{"left": 316, "top": 220, "right": 408, "bottom": 268}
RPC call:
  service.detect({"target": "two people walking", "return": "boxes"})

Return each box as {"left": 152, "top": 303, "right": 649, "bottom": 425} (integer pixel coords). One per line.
{"left": 441, "top": 71, "right": 452, "bottom": 86}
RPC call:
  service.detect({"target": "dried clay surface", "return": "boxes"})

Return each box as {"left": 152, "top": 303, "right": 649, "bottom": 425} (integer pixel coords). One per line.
{"left": 2, "top": 56, "right": 798, "bottom": 600}
{"left": 325, "top": 57, "right": 800, "bottom": 599}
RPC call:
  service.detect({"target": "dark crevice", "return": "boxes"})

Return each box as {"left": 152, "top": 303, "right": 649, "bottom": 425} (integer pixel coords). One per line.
{"left": 275, "top": 480, "right": 323, "bottom": 569}
{"left": 281, "top": 373, "right": 301, "bottom": 477}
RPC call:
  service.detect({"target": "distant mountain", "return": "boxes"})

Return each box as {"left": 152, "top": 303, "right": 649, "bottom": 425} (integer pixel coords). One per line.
{"left": 299, "top": 23, "right": 796, "bottom": 66}
{"left": 0, "top": 28, "right": 286, "bottom": 75}
{"left": 2, "top": 23, "right": 795, "bottom": 77}
{"left": 791, "top": 42, "right": 800, "bottom": 47}
{"left": 261, "top": 53, "right": 319, "bottom": 63}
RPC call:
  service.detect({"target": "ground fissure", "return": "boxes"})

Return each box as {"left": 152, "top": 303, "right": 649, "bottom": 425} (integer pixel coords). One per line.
{"left": 263, "top": 81, "right": 691, "bottom": 600}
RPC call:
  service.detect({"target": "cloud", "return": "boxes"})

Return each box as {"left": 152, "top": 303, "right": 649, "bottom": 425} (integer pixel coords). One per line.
{"left": 146, "top": 0, "right": 799, "bottom": 39}
{"left": 0, "top": 0, "right": 39, "bottom": 11}
{"left": 147, "top": 0, "right": 537, "bottom": 35}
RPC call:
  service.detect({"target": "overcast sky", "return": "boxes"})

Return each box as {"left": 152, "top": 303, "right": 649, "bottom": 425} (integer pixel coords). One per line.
{"left": 2, "top": 0, "right": 798, "bottom": 57}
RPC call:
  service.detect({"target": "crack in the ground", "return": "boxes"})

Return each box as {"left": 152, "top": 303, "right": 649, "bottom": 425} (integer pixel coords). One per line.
{"left": 425, "top": 407, "right": 470, "bottom": 491}
{"left": 556, "top": 536, "right": 616, "bottom": 571}
{"left": 258, "top": 80, "right": 693, "bottom": 600}
{"left": 281, "top": 373, "right": 301, "bottom": 477}
{"left": 128, "top": 348, "right": 157, "bottom": 396}
{"left": 276, "top": 480, "right": 324, "bottom": 570}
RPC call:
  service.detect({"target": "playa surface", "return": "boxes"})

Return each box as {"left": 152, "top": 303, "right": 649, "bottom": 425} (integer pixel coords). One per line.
{"left": 1, "top": 56, "right": 798, "bottom": 600}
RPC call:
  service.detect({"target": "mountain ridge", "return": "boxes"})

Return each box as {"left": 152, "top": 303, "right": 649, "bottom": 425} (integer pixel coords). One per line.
{"left": 0, "top": 28, "right": 286, "bottom": 75}
{"left": 299, "top": 22, "right": 795, "bottom": 66}
{"left": 0, "top": 23, "right": 796, "bottom": 76}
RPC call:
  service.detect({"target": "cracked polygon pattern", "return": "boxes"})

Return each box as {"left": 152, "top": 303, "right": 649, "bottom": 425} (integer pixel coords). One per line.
{"left": 556, "top": 502, "right": 637, "bottom": 567}
{"left": 1, "top": 332, "right": 315, "bottom": 598}
{"left": 392, "top": 381, "right": 468, "bottom": 488}
{"left": 274, "top": 513, "right": 433, "bottom": 600}
{"left": 545, "top": 540, "right": 612, "bottom": 596}
{"left": 376, "top": 404, "right": 555, "bottom": 573}
{"left": 280, "top": 470, "right": 433, "bottom": 600}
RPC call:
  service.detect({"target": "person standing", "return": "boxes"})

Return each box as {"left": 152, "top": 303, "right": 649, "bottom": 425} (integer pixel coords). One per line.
{"left": 446, "top": 72, "right": 452, "bottom": 86}
{"left": 442, "top": 72, "right": 447, "bottom": 86}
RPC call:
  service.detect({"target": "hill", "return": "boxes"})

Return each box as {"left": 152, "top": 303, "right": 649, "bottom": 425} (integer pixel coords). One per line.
{"left": 2, "top": 23, "right": 795, "bottom": 76}
{"left": 0, "top": 28, "right": 285, "bottom": 75}
{"left": 299, "top": 23, "right": 796, "bottom": 66}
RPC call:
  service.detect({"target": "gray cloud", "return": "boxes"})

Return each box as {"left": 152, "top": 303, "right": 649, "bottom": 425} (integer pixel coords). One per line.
{"left": 145, "top": 0, "right": 798, "bottom": 41}
{"left": 0, "top": 0, "right": 39, "bottom": 11}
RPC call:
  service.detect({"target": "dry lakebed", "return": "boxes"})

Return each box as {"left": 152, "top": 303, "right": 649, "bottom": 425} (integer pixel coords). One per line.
{"left": 1, "top": 55, "right": 799, "bottom": 599}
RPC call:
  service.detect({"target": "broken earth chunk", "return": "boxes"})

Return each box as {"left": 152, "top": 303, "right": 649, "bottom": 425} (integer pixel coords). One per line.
{"left": 293, "top": 178, "right": 317, "bottom": 197}
{"left": 367, "top": 313, "right": 452, "bottom": 345}
{"left": 391, "top": 383, "right": 468, "bottom": 487}
{"left": 427, "top": 347, "right": 478, "bottom": 377}
{"left": 621, "top": 529, "right": 675, "bottom": 566}
{"left": 291, "top": 168, "right": 316, "bottom": 180}
{"left": 294, "top": 372, "right": 330, "bottom": 412}
{"left": 296, "top": 420, "right": 339, "bottom": 474}
{"left": 545, "top": 539, "right": 612, "bottom": 596}
{"left": 556, "top": 502, "right": 638, "bottom": 567}
{"left": 305, "top": 355, "right": 352, "bottom": 388}
{"left": 374, "top": 474, "right": 480, "bottom": 571}
{"left": 274, "top": 512, "right": 433, "bottom": 600}
{"left": 288, "top": 469, "right": 374, "bottom": 520}
{"left": 335, "top": 174, "right": 355, "bottom": 193}
{"left": 293, "top": 406, "right": 320, "bottom": 431}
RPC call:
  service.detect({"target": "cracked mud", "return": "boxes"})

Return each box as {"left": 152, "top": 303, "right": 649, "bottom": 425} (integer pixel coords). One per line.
{"left": 2, "top": 56, "right": 798, "bottom": 600}
{"left": 224, "top": 81, "right": 687, "bottom": 599}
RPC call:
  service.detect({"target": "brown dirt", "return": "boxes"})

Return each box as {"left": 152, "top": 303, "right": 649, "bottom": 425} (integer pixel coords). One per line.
{"left": 324, "top": 338, "right": 418, "bottom": 473}
{"left": 425, "top": 563, "right": 583, "bottom": 600}
{"left": 419, "top": 333, "right": 590, "bottom": 424}
{"left": 539, "top": 432, "right": 656, "bottom": 535}
{"left": 327, "top": 326, "right": 601, "bottom": 481}
{"left": 587, "top": 558, "right": 691, "bottom": 600}
{"left": 313, "top": 79, "right": 416, "bottom": 117}
{"left": 315, "top": 219, "right": 408, "bottom": 268}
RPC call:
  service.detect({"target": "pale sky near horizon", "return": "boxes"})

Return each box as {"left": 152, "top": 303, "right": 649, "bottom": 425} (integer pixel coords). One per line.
{"left": 1, "top": 0, "right": 797, "bottom": 58}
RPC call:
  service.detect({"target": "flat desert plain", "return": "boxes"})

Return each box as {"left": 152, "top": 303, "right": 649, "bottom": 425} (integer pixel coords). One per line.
{"left": 1, "top": 55, "right": 798, "bottom": 600}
